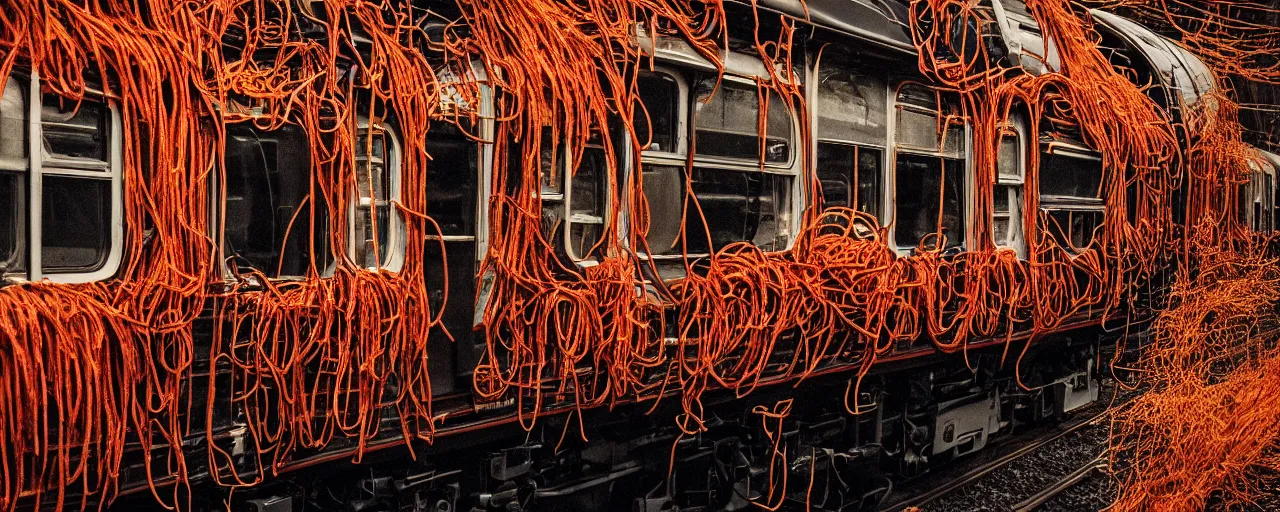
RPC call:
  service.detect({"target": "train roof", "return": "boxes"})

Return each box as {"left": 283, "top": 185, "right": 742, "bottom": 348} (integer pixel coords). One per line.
{"left": 740, "top": 0, "right": 915, "bottom": 53}
{"left": 1090, "top": 9, "right": 1216, "bottom": 107}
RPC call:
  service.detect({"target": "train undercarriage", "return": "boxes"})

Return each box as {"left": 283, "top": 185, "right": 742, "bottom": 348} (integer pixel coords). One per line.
{"left": 104, "top": 327, "right": 1114, "bottom": 512}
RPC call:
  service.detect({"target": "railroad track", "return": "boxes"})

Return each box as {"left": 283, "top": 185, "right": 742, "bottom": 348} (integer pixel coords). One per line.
{"left": 881, "top": 405, "right": 1117, "bottom": 511}
{"left": 1010, "top": 455, "right": 1107, "bottom": 512}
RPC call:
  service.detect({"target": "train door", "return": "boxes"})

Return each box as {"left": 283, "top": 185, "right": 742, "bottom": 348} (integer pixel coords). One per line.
{"left": 423, "top": 122, "right": 486, "bottom": 396}
{"left": 423, "top": 73, "right": 490, "bottom": 396}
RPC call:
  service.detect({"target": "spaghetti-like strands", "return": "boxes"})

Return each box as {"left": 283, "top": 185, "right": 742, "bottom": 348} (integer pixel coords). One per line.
{"left": 1108, "top": 228, "right": 1280, "bottom": 511}
{"left": 0, "top": 0, "right": 1275, "bottom": 509}
{"left": 1083, "top": 0, "right": 1280, "bottom": 84}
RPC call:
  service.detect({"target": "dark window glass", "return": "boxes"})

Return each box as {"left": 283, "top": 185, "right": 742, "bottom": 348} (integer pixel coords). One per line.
{"left": 634, "top": 71, "right": 678, "bottom": 153}
{"left": 895, "top": 154, "right": 964, "bottom": 250}
{"left": 41, "top": 93, "right": 109, "bottom": 164}
{"left": 994, "top": 186, "right": 1011, "bottom": 213}
{"left": 0, "top": 172, "right": 23, "bottom": 273}
{"left": 42, "top": 176, "right": 109, "bottom": 272}
{"left": 1039, "top": 152, "right": 1102, "bottom": 199}
{"left": 568, "top": 146, "right": 607, "bottom": 259}
{"left": 1265, "top": 174, "right": 1274, "bottom": 231}
{"left": 642, "top": 166, "right": 790, "bottom": 255}
{"left": 223, "top": 125, "right": 329, "bottom": 278}
{"left": 425, "top": 121, "right": 478, "bottom": 237}
{"left": 817, "top": 142, "right": 881, "bottom": 217}
{"left": 693, "top": 79, "right": 792, "bottom": 163}
{"left": 897, "top": 84, "right": 939, "bottom": 109}
{"left": 818, "top": 144, "right": 851, "bottom": 209}
{"left": 1046, "top": 209, "right": 1103, "bottom": 250}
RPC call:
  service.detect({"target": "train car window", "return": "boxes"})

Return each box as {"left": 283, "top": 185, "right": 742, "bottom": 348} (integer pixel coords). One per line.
{"left": 536, "top": 122, "right": 610, "bottom": 262}
{"left": 893, "top": 84, "right": 966, "bottom": 252}
{"left": 40, "top": 92, "right": 116, "bottom": 275}
{"left": 817, "top": 142, "right": 881, "bottom": 217}
{"left": 425, "top": 121, "right": 478, "bottom": 237}
{"left": 42, "top": 93, "right": 109, "bottom": 166}
{"left": 1046, "top": 209, "right": 1104, "bottom": 251}
{"left": 1039, "top": 152, "right": 1102, "bottom": 199}
{"left": 1038, "top": 148, "right": 1104, "bottom": 251}
{"left": 640, "top": 165, "right": 683, "bottom": 255}
{"left": 643, "top": 166, "right": 790, "bottom": 256}
{"left": 0, "top": 76, "right": 123, "bottom": 282}
{"left": 634, "top": 71, "right": 680, "bottom": 154}
{"left": 895, "top": 86, "right": 964, "bottom": 158}
{"left": 223, "top": 124, "right": 330, "bottom": 278}
{"left": 351, "top": 119, "right": 404, "bottom": 270}
{"left": 1244, "top": 160, "right": 1274, "bottom": 233}
{"left": 816, "top": 65, "right": 886, "bottom": 218}
{"left": 636, "top": 71, "right": 795, "bottom": 262}
{"left": 993, "top": 129, "right": 1026, "bottom": 257}
{"left": 895, "top": 155, "right": 965, "bottom": 251}
{"left": 693, "top": 78, "right": 792, "bottom": 164}
{"left": 0, "top": 79, "right": 25, "bottom": 170}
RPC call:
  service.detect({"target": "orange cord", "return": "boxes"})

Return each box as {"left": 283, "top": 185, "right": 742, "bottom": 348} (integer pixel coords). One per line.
{"left": 0, "top": 0, "right": 1275, "bottom": 509}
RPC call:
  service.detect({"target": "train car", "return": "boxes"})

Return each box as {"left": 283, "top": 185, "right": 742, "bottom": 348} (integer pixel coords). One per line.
{"left": 0, "top": 1, "right": 1270, "bottom": 511}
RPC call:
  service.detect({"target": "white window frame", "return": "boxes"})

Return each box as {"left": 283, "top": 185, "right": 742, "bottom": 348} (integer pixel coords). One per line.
{"left": 348, "top": 116, "right": 406, "bottom": 272}
{"left": 2, "top": 71, "right": 124, "bottom": 283}
{"left": 627, "top": 66, "right": 689, "bottom": 261}
{"left": 993, "top": 118, "right": 1027, "bottom": 258}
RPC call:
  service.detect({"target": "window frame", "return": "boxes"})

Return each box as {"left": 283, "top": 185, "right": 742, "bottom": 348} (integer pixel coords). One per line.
{"left": 2, "top": 72, "right": 124, "bottom": 283}
{"left": 889, "top": 82, "right": 971, "bottom": 254}
{"left": 689, "top": 73, "right": 798, "bottom": 171}
{"left": 630, "top": 66, "right": 691, "bottom": 262}
{"left": 1038, "top": 140, "right": 1105, "bottom": 253}
{"left": 216, "top": 123, "right": 332, "bottom": 281}
{"left": 347, "top": 116, "right": 406, "bottom": 272}
{"left": 812, "top": 58, "right": 889, "bottom": 220}
{"left": 629, "top": 64, "right": 803, "bottom": 264}
{"left": 993, "top": 118, "right": 1027, "bottom": 258}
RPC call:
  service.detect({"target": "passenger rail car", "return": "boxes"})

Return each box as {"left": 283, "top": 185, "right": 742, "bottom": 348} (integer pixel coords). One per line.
{"left": 0, "top": 1, "right": 1274, "bottom": 511}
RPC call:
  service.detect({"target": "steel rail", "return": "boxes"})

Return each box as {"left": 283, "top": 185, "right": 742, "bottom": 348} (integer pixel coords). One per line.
{"left": 1011, "top": 455, "right": 1107, "bottom": 512}
{"left": 881, "top": 406, "right": 1117, "bottom": 511}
